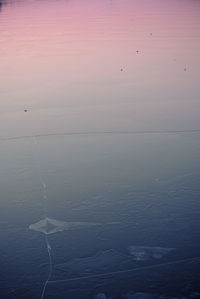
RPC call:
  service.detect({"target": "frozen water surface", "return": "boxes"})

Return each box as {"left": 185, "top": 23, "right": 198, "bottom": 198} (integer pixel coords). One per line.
{"left": 53, "top": 249, "right": 134, "bottom": 279}
{"left": 94, "top": 294, "right": 107, "bottom": 299}
{"left": 127, "top": 246, "right": 175, "bottom": 261}
{"left": 1, "top": 131, "right": 200, "bottom": 299}
{"left": 125, "top": 293, "right": 154, "bottom": 299}
{"left": 0, "top": 0, "right": 200, "bottom": 298}
{"left": 29, "top": 217, "right": 103, "bottom": 235}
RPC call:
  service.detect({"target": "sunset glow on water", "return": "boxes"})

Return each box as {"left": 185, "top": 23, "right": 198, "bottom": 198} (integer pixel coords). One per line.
{"left": 0, "top": 1, "right": 200, "bottom": 298}
{"left": 1, "top": 0, "right": 200, "bottom": 137}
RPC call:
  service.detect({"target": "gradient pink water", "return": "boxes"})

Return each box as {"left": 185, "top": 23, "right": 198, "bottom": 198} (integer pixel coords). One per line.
{"left": 0, "top": 0, "right": 200, "bottom": 138}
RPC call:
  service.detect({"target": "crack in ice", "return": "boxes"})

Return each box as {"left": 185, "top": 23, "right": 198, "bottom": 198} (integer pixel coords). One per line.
{"left": 1, "top": 128, "right": 200, "bottom": 143}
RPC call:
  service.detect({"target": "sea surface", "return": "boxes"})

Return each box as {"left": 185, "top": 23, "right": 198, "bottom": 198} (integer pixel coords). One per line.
{"left": 0, "top": 0, "right": 200, "bottom": 298}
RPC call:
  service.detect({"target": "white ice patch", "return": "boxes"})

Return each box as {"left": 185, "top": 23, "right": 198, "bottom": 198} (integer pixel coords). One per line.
{"left": 128, "top": 246, "right": 175, "bottom": 261}
{"left": 29, "top": 217, "right": 102, "bottom": 235}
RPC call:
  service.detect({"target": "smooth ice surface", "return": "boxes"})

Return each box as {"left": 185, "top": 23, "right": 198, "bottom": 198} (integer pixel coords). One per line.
{"left": 125, "top": 293, "right": 154, "bottom": 299}
{"left": 94, "top": 294, "right": 107, "bottom": 299}
{"left": 1, "top": 0, "right": 200, "bottom": 139}
{"left": 29, "top": 217, "right": 102, "bottom": 235}
{"left": 54, "top": 249, "right": 134, "bottom": 277}
{"left": 128, "top": 246, "right": 174, "bottom": 261}
{"left": 0, "top": 0, "right": 200, "bottom": 298}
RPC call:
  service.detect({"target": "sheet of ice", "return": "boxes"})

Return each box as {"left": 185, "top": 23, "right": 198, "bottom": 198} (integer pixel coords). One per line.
{"left": 54, "top": 249, "right": 133, "bottom": 278}
{"left": 29, "top": 217, "right": 103, "bottom": 235}
{"left": 94, "top": 293, "right": 107, "bottom": 299}
{"left": 125, "top": 292, "right": 154, "bottom": 299}
{"left": 127, "top": 246, "right": 175, "bottom": 261}
{"left": 124, "top": 292, "right": 185, "bottom": 299}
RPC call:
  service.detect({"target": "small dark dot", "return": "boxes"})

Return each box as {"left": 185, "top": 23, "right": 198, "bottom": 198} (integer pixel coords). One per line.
{"left": 136, "top": 50, "right": 139, "bottom": 54}
{"left": 184, "top": 68, "right": 187, "bottom": 71}
{"left": 120, "top": 68, "right": 123, "bottom": 72}
{"left": 24, "top": 109, "right": 28, "bottom": 112}
{"left": 150, "top": 33, "right": 152, "bottom": 35}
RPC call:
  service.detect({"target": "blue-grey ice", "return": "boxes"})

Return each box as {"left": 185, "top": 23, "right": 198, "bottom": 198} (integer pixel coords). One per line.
{"left": 127, "top": 246, "right": 175, "bottom": 261}
{"left": 94, "top": 293, "right": 107, "bottom": 299}
{"left": 125, "top": 292, "right": 154, "bottom": 299}
{"left": 54, "top": 249, "right": 133, "bottom": 277}
{"left": 29, "top": 217, "right": 102, "bottom": 235}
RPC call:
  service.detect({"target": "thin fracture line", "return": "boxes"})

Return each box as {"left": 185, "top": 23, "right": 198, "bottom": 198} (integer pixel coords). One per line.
{"left": 32, "top": 136, "right": 53, "bottom": 299}
{"left": 26, "top": 132, "right": 200, "bottom": 296}
{"left": 40, "top": 234, "right": 53, "bottom": 299}
{"left": 2, "top": 256, "right": 200, "bottom": 291}
{"left": 1, "top": 129, "right": 200, "bottom": 142}
{"left": 32, "top": 136, "right": 48, "bottom": 217}
{"left": 42, "top": 182, "right": 48, "bottom": 218}
{"left": 48, "top": 256, "right": 200, "bottom": 284}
